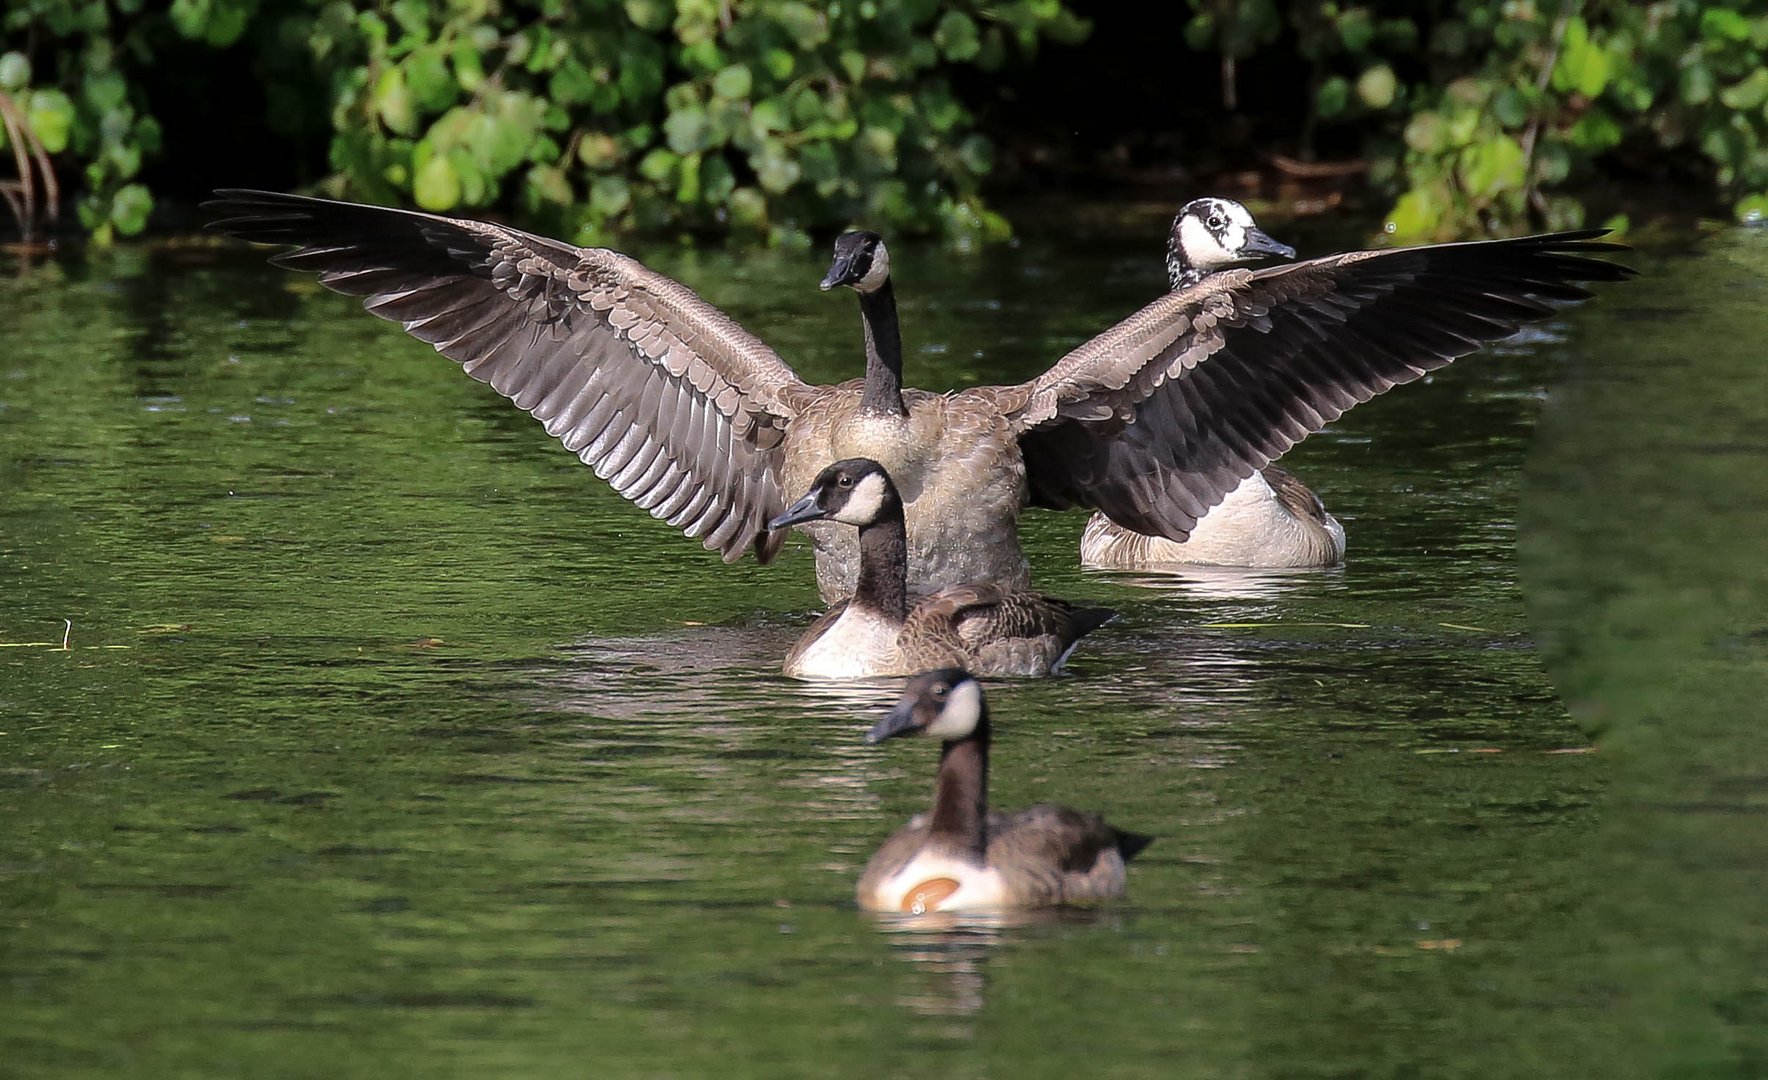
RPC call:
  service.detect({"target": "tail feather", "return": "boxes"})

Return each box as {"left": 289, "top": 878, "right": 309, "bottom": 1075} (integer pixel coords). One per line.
{"left": 1115, "top": 828, "right": 1154, "bottom": 863}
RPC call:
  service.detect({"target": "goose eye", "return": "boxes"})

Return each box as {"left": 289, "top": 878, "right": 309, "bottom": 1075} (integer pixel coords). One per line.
{"left": 931, "top": 683, "right": 948, "bottom": 697}
{"left": 1208, "top": 215, "right": 1224, "bottom": 229}
{"left": 837, "top": 475, "right": 854, "bottom": 489}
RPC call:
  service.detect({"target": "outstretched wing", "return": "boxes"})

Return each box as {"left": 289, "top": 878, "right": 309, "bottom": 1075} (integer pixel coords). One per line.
{"left": 208, "top": 189, "right": 817, "bottom": 562}
{"left": 985, "top": 231, "right": 1632, "bottom": 539}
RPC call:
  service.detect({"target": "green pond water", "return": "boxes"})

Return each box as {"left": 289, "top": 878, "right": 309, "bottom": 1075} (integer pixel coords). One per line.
{"left": 1, "top": 219, "right": 1764, "bottom": 1078}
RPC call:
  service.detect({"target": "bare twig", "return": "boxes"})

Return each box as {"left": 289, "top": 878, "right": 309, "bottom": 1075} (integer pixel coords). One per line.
{"left": 0, "top": 89, "right": 60, "bottom": 243}
{"left": 1520, "top": 3, "right": 1575, "bottom": 219}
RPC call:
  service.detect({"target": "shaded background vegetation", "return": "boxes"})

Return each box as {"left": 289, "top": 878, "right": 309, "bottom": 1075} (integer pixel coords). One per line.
{"left": 2, "top": 0, "right": 1766, "bottom": 245}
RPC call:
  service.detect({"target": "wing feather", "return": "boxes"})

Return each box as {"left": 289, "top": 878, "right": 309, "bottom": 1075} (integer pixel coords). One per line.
{"left": 207, "top": 188, "right": 812, "bottom": 563}
{"left": 1004, "top": 231, "right": 1632, "bottom": 538}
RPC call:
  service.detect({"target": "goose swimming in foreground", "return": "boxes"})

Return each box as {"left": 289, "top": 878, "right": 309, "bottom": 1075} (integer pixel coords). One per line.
{"left": 1081, "top": 197, "right": 1348, "bottom": 570}
{"left": 768, "top": 458, "right": 1114, "bottom": 679}
{"left": 207, "top": 190, "right": 1628, "bottom": 601}
{"left": 856, "top": 669, "right": 1151, "bottom": 914}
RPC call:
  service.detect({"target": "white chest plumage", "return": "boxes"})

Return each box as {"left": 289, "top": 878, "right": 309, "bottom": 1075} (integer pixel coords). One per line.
{"left": 1081, "top": 472, "right": 1346, "bottom": 569}
{"left": 862, "top": 851, "right": 1008, "bottom": 914}
{"left": 782, "top": 605, "right": 902, "bottom": 679}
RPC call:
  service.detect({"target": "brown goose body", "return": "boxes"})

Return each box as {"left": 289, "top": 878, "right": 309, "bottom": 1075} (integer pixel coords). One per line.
{"left": 856, "top": 670, "right": 1149, "bottom": 914}
{"left": 771, "top": 459, "right": 1112, "bottom": 680}
{"left": 208, "top": 191, "right": 1628, "bottom": 601}
{"left": 777, "top": 385, "right": 1028, "bottom": 601}
{"left": 783, "top": 585, "right": 1113, "bottom": 680}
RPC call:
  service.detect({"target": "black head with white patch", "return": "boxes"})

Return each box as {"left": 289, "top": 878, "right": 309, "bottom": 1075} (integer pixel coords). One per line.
{"left": 767, "top": 457, "right": 901, "bottom": 531}
{"left": 866, "top": 668, "right": 987, "bottom": 745}
{"left": 821, "top": 231, "right": 892, "bottom": 294}
{"left": 1165, "top": 197, "right": 1297, "bottom": 289}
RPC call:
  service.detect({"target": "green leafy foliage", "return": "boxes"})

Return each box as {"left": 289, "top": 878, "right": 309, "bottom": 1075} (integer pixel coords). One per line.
{"left": 5, "top": 0, "right": 1082, "bottom": 245}
{"left": 11, "top": 2, "right": 1768, "bottom": 244}
{"left": 1188, "top": 0, "right": 1768, "bottom": 238}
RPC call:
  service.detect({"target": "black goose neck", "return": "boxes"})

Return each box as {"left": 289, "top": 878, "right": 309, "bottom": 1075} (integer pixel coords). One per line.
{"left": 930, "top": 712, "right": 991, "bottom": 860}
{"left": 1165, "top": 237, "right": 1199, "bottom": 291}
{"left": 852, "top": 495, "right": 909, "bottom": 620}
{"left": 857, "top": 280, "right": 906, "bottom": 417}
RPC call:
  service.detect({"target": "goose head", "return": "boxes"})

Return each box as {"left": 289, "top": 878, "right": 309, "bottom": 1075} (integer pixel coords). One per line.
{"left": 769, "top": 457, "right": 900, "bottom": 530}
{"left": 1165, "top": 197, "right": 1296, "bottom": 288}
{"left": 821, "top": 231, "right": 892, "bottom": 294}
{"left": 867, "top": 668, "right": 987, "bottom": 744}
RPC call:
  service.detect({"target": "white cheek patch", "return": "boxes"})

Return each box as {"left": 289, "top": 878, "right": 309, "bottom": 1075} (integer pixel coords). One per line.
{"left": 1179, "top": 216, "right": 1231, "bottom": 269}
{"left": 925, "top": 680, "right": 983, "bottom": 739}
{"left": 856, "top": 243, "right": 891, "bottom": 292}
{"left": 833, "top": 471, "right": 890, "bottom": 525}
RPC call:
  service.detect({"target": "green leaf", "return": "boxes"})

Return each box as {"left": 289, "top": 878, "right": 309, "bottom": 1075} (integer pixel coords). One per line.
{"left": 109, "top": 183, "right": 152, "bottom": 235}
{"left": 1566, "top": 109, "right": 1623, "bottom": 151}
{"left": 1386, "top": 188, "right": 1438, "bottom": 241}
{"left": 389, "top": 0, "right": 428, "bottom": 40}
{"left": 1457, "top": 133, "right": 1526, "bottom": 194}
{"left": 1356, "top": 65, "right": 1397, "bottom": 109}
{"left": 1337, "top": 7, "right": 1374, "bottom": 53}
{"left": 713, "top": 64, "right": 752, "bottom": 101}
{"left": 1720, "top": 68, "right": 1768, "bottom": 111}
{"left": 1551, "top": 17, "right": 1611, "bottom": 98}
{"left": 957, "top": 134, "right": 993, "bottom": 176}
{"left": 26, "top": 89, "right": 75, "bottom": 153}
{"left": 526, "top": 164, "right": 572, "bottom": 206}
{"left": 550, "top": 60, "right": 597, "bottom": 106}
{"left": 375, "top": 68, "right": 417, "bottom": 134}
{"left": 405, "top": 46, "right": 455, "bottom": 110}
{"left": 0, "top": 52, "right": 32, "bottom": 91}
{"left": 676, "top": 152, "right": 701, "bottom": 203}
{"left": 839, "top": 50, "right": 867, "bottom": 85}
{"left": 775, "top": 3, "right": 829, "bottom": 50}
{"left": 762, "top": 49, "right": 795, "bottom": 81}
{"left": 448, "top": 148, "right": 486, "bottom": 204}
{"left": 701, "top": 155, "right": 735, "bottom": 204}
{"left": 727, "top": 186, "right": 768, "bottom": 230}
{"left": 637, "top": 148, "right": 679, "bottom": 182}
{"left": 169, "top": 0, "right": 210, "bottom": 40}
{"left": 84, "top": 68, "right": 127, "bottom": 112}
{"left": 624, "top": 0, "right": 670, "bottom": 32}
{"left": 589, "top": 174, "right": 630, "bottom": 217}
{"left": 752, "top": 141, "right": 801, "bottom": 193}
{"left": 1315, "top": 76, "right": 1349, "bottom": 119}
{"left": 664, "top": 107, "right": 711, "bottom": 154}
{"left": 1701, "top": 8, "right": 1752, "bottom": 43}
{"left": 577, "top": 133, "right": 620, "bottom": 170}
{"left": 413, "top": 154, "right": 460, "bottom": 209}
{"left": 1533, "top": 140, "right": 1570, "bottom": 185}
{"left": 451, "top": 42, "right": 486, "bottom": 93}
{"left": 1680, "top": 62, "right": 1714, "bottom": 105}
{"left": 1492, "top": 86, "right": 1528, "bottom": 129}
{"left": 935, "top": 11, "right": 980, "bottom": 61}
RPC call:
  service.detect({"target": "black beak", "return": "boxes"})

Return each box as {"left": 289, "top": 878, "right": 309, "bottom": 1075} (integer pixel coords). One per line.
{"left": 820, "top": 252, "right": 857, "bottom": 292}
{"left": 1241, "top": 227, "right": 1296, "bottom": 261}
{"left": 866, "top": 698, "right": 920, "bottom": 744}
{"left": 768, "top": 492, "right": 826, "bottom": 530}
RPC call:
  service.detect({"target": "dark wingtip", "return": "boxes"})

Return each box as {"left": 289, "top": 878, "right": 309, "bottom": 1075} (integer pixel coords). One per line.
{"left": 1074, "top": 606, "right": 1120, "bottom": 637}
{"left": 1116, "top": 829, "right": 1154, "bottom": 862}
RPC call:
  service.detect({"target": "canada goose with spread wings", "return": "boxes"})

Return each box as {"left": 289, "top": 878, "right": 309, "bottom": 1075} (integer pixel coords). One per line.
{"left": 207, "top": 190, "right": 1628, "bottom": 600}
